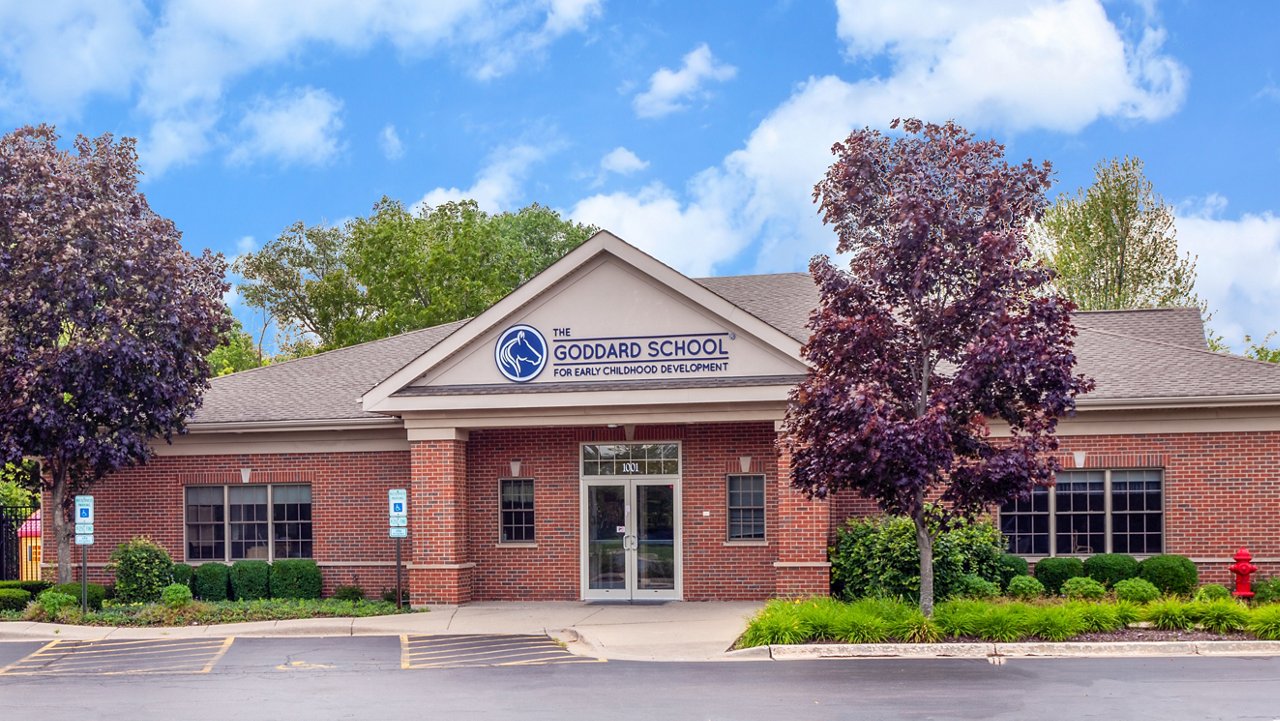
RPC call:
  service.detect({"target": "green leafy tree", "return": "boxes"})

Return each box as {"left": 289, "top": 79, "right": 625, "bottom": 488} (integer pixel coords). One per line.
{"left": 1037, "top": 156, "right": 1201, "bottom": 311}
{"left": 234, "top": 198, "right": 594, "bottom": 351}
{"left": 207, "top": 314, "right": 266, "bottom": 376}
{"left": 1245, "top": 332, "right": 1280, "bottom": 363}
{"left": 0, "top": 461, "right": 40, "bottom": 509}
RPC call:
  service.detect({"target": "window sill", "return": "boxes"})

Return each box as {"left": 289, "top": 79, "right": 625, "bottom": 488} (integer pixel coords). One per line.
{"left": 496, "top": 543, "right": 538, "bottom": 549}
{"left": 723, "top": 540, "right": 769, "bottom": 547}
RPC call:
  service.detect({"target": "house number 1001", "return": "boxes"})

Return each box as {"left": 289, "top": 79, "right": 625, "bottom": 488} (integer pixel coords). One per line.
{"left": 621, "top": 462, "right": 640, "bottom": 474}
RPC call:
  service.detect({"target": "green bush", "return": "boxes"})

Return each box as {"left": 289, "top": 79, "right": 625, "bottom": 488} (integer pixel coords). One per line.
{"left": 1248, "top": 605, "right": 1280, "bottom": 640}
{"left": 270, "top": 559, "right": 322, "bottom": 600}
{"left": 1252, "top": 577, "right": 1280, "bottom": 604}
{"left": 933, "top": 599, "right": 986, "bottom": 638}
{"left": 1083, "top": 554, "right": 1139, "bottom": 588}
{"left": 1143, "top": 598, "right": 1194, "bottom": 630}
{"left": 954, "top": 574, "right": 1000, "bottom": 599}
{"left": 1061, "top": 576, "right": 1107, "bottom": 600}
{"left": 1070, "top": 602, "right": 1124, "bottom": 633}
{"left": 0, "top": 580, "right": 53, "bottom": 595}
{"left": 1006, "top": 575, "right": 1046, "bottom": 600}
{"left": 50, "top": 582, "right": 107, "bottom": 610}
{"left": 1138, "top": 555, "right": 1198, "bottom": 596}
{"left": 333, "top": 585, "right": 365, "bottom": 602}
{"left": 108, "top": 537, "right": 174, "bottom": 603}
{"left": 1195, "top": 600, "right": 1249, "bottom": 634}
{"left": 972, "top": 603, "right": 1033, "bottom": 642}
{"left": 193, "top": 564, "right": 229, "bottom": 601}
{"left": 0, "top": 588, "right": 31, "bottom": 611}
{"left": 1193, "top": 584, "right": 1232, "bottom": 603}
{"left": 996, "top": 554, "right": 1029, "bottom": 591}
{"left": 1114, "top": 577, "right": 1160, "bottom": 603}
{"left": 739, "top": 600, "right": 810, "bottom": 647}
{"left": 1113, "top": 601, "right": 1141, "bottom": 627}
{"left": 1033, "top": 557, "right": 1085, "bottom": 594}
{"left": 829, "top": 509, "right": 1004, "bottom": 601}
{"left": 35, "top": 590, "right": 78, "bottom": 617}
{"left": 172, "top": 563, "right": 194, "bottom": 588}
{"left": 230, "top": 561, "right": 270, "bottom": 600}
{"left": 1029, "top": 605, "right": 1086, "bottom": 641}
{"left": 161, "top": 583, "right": 194, "bottom": 609}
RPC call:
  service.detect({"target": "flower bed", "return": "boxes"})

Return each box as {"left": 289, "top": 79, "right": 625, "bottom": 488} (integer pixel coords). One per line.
{"left": 4, "top": 597, "right": 414, "bottom": 627}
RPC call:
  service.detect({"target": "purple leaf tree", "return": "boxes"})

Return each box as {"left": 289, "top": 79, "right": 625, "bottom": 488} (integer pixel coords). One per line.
{"left": 784, "top": 119, "right": 1093, "bottom": 615}
{"left": 0, "top": 126, "right": 228, "bottom": 582}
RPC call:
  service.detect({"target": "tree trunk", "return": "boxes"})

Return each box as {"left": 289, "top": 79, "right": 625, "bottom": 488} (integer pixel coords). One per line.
{"left": 50, "top": 462, "right": 73, "bottom": 584}
{"left": 913, "top": 504, "right": 935, "bottom": 617}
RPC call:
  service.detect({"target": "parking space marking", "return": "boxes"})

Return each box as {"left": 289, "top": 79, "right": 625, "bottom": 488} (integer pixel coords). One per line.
{"left": 0, "top": 637, "right": 235, "bottom": 676}
{"left": 401, "top": 634, "right": 604, "bottom": 669}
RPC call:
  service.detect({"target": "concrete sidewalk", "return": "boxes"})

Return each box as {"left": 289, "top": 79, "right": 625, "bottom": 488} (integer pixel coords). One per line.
{"left": 0, "top": 601, "right": 763, "bottom": 662}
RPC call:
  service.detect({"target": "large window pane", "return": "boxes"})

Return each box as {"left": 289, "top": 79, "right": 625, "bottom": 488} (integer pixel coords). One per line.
{"left": 1054, "top": 471, "right": 1106, "bottom": 555}
{"left": 185, "top": 486, "right": 225, "bottom": 560}
{"left": 727, "top": 474, "right": 765, "bottom": 541}
{"left": 500, "top": 479, "right": 535, "bottom": 543}
{"left": 272, "top": 485, "right": 312, "bottom": 559}
{"left": 1111, "top": 470, "right": 1163, "bottom": 554}
{"left": 229, "top": 486, "right": 269, "bottom": 560}
{"left": 1000, "top": 486, "right": 1049, "bottom": 555}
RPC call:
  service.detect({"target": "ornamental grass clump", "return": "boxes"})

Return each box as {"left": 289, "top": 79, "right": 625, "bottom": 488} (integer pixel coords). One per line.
{"left": 1143, "top": 598, "right": 1194, "bottom": 631}
{"left": 834, "top": 608, "right": 891, "bottom": 644}
{"left": 795, "top": 597, "right": 847, "bottom": 641}
{"left": 738, "top": 600, "right": 810, "bottom": 647}
{"left": 1029, "top": 605, "right": 1087, "bottom": 642}
{"left": 1247, "top": 605, "right": 1280, "bottom": 640}
{"left": 1069, "top": 602, "right": 1124, "bottom": 633}
{"left": 885, "top": 609, "right": 941, "bottom": 643}
{"left": 933, "top": 599, "right": 989, "bottom": 638}
{"left": 1194, "top": 600, "right": 1249, "bottom": 634}
{"left": 972, "top": 603, "right": 1033, "bottom": 643}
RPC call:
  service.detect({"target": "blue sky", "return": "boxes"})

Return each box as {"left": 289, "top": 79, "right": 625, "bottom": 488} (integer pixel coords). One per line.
{"left": 2, "top": 0, "right": 1278, "bottom": 351}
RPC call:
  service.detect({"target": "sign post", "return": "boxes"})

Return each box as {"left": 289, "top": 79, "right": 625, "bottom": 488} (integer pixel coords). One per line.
{"left": 74, "top": 495, "right": 94, "bottom": 613}
{"left": 388, "top": 489, "right": 408, "bottom": 609}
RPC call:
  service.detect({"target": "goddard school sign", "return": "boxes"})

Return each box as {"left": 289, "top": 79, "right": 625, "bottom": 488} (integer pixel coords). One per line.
{"left": 494, "top": 324, "right": 735, "bottom": 382}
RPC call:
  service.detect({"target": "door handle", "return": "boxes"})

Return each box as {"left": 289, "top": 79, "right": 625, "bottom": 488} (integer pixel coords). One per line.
{"left": 623, "top": 535, "right": 637, "bottom": 551}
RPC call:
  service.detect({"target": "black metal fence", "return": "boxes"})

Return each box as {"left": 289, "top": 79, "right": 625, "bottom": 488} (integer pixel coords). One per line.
{"left": 0, "top": 505, "right": 41, "bottom": 581}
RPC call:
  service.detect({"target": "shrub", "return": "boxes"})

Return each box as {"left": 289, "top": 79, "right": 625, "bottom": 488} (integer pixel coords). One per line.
{"left": 1083, "top": 554, "right": 1139, "bottom": 588}
{"left": 270, "top": 559, "right": 322, "bottom": 600}
{"left": 50, "top": 582, "right": 107, "bottom": 610}
{"left": 230, "top": 561, "right": 270, "bottom": 600}
{"left": 0, "top": 588, "right": 31, "bottom": 611}
{"left": 1061, "top": 577, "right": 1107, "bottom": 600}
{"left": 1248, "top": 605, "right": 1280, "bottom": 640}
{"left": 1195, "top": 600, "right": 1249, "bottom": 634}
{"left": 333, "top": 585, "right": 365, "bottom": 602}
{"left": 829, "top": 509, "right": 1004, "bottom": 601}
{"left": 108, "top": 537, "right": 174, "bottom": 604}
{"left": 1033, "top": 557, "right": 1085, "bottom": 594}
{"left": 161, "top": 583, "right": 194, "bottom": 609}
{"left": 172, "top": 563, "right": 195, "bottom": 588}
{"left": 193, "top": 563, "right": 229, "bottom": 601}
{"left": 1114, "top": 577, "right": 1160, "bottom": 604}
{"left": 35, "top": 590, "right": 78, "bottom": 617}
{"left": 1193, "top": 584, "right": 1232, "bottom": 603}
{"left": 996, "top": 554, "right": 1029, "bottom": 591}
{"left": 954, "top": 574, "right": 1000, "bottom": 600}
{"left": 1138, "top": 555, "right": 1198, "bottom": 596}
{"left": 1143, "top": 598, "right": 1194, "bottom": 630}
{"left": 1006, "top": 575, "right": 1045, "bottom": 600}
{"left": 0, "top": 580, "right": 53, "bottom": 595}
{"left": 1252, "top": 577, "right": 1280, "bottom": 605}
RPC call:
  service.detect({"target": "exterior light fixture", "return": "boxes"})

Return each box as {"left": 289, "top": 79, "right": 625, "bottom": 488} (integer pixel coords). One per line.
{"left": 509, "top": 460, "right": 522, "bottom": 477}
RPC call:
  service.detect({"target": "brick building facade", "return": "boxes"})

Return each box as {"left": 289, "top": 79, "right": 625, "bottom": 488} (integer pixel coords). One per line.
{"left": 42, "top": 232, "right": 1280, "bottom": 602}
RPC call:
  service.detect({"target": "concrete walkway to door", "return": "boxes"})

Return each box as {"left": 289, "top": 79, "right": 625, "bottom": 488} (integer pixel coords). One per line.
{"left": 0, "top": 601, "right": 765, "bottom": 662}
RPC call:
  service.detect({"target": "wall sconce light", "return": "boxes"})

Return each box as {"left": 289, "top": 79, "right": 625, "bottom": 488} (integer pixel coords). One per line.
{"left": 240, "top": 468, "right": 252, "bottom": 484}
{"left": 739, "top": 455, "right": 753, "bottom": 473}
{"left": 509, "top": 460, "right": 522, "bottom": 477}
{"left": 1072, "top": 451, "right": 1087, "bottom": 468}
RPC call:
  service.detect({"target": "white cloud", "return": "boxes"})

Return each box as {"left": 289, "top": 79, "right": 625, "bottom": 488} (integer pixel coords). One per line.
{"left": 417, "top": 144, "right": 551, "bottom": 213}
{"left": 473, "top": 0, "right": 603, "bottom": 80}
{"left": 228, "top": 87, "right": 344, "bottom": 167}
{"left": 380, "top": 124, "right": 405, "bottom": 160}
{"left": 1176, "top": 196, "right": 1280, "bottom": 349}
{"left": 633, "top": 43, "right": 737, "bottom": 119}
{"left": 0, "top": 0, "right": 148, "bottom": 118}
{"left": 600, "top": 146, "right": 649, "bottom": 175}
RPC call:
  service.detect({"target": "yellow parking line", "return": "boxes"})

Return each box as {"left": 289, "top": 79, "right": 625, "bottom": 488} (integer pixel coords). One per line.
{"left": 200, "top": 637, "right": 234, "bottom": 674}
{"left": 406, "top": 645, "right": 567, "bottom": 664}
{"left": 400, "top": 634, "right": 410, "bottom": 670}
{"left": 0, "top": 640, "right": 60, "bottom": 675}
{"left": 24, "top": 639, "right": 223, "bottom": 658}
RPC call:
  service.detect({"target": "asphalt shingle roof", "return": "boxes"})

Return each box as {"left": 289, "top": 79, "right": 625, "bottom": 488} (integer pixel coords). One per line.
{"left": 192, "top": 275, "right": 1280, "bottom": 426}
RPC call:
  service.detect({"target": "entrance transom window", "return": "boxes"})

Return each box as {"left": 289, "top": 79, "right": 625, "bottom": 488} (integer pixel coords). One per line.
{"left": 580, "top": 443, "right": 681, "bottom": 600}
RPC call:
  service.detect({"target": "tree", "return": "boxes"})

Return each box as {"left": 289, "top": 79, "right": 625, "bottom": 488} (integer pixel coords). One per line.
{"left": 1037, "top": 156, "right": 1200, "bottom": 311}
{"left": 207, "top": 314, "right": 266, "bottom": 376}
{"left": 0, "top": 126, "right": 228, "bottom": 582}
{"left": 785, "top": 119, "right": 1093, "bottom": 615}
{"left": 234, "top": 198, "right": 595, "bottom": 352}
{"left": 1245, "top": 332, "right": 1280, "bottom": 364}
{"left": 0, "top": 461, "right": 40, "bottom": 510}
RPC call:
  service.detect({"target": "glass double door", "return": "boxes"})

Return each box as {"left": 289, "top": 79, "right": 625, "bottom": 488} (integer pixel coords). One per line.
{"left": 583, "top": 479, "right": 680, "bottom": 600}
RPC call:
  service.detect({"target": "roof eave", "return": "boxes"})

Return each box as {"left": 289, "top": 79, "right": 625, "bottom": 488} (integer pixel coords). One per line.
{"left": 1076, "top": 394, "right": 1280, "bottom": 411}
{"left": 182, "top": 417, "right": 403, "bottom": 434}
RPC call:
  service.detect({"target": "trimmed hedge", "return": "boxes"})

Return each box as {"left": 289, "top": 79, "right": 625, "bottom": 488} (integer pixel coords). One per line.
{"left": 1083, "top": 554, "right": 1139, "bottom": 588}
{"left": 1114, "top": 577, "right": 1161, "bottom": 603}
{"left": 172, "top": 563, "right": 195, "bottom": 589}
{"left": 270, "top": 559, "right": 322, "bottom": 600}
{"left": 1034, "top": 557, "right": 1085, "bottom": 594}
{"left": 0, "top": 588, "right": 31, "bottom": 611}
{"left": 1061, "top": 576, "right": 1107, "bottom": 600}
{"left": 109, "top": 537, "right": 174, "bottom": 603}
{"left": 996, "top": 554, "right": 1029, "bottom": 591}
{"left": 1138, "top": 554, "right": 1198, "bottom": 596}
{"left": 230, "top": 561, "right": 270, "bottom": 601}
{"left": 1006, "top": 575, "right": 1045, "bottom": 600}
{"left": 193, "top": 563, "right": 230, "bottom": 602}
{"left": 49, "top": 582, "right": 107, "bottom": 610}
{"left": 0, "top": 579, "right": 53, "bottom": 595}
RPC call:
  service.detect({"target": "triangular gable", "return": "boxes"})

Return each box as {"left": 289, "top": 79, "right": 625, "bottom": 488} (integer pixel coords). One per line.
{"left": 362, "top": 231, "right": 807, "bottom": 412}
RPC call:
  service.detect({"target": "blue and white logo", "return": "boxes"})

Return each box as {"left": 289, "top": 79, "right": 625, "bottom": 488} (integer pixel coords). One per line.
{"left": 495, "top": 324, "right": 547, "bottom": 383}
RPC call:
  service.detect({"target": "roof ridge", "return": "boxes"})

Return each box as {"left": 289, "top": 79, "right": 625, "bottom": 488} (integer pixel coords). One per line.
{"left": 1078, "top": 326, "right": 1280, "bottom": 371}
{"left": 212, "top": 318, "right": 472, "bottom": 382}
{"left": 1073, "top": 306, "right": 1200, "bottom": 316}
{"left": 694, "top": 271, "right": 810, "bottom": 281}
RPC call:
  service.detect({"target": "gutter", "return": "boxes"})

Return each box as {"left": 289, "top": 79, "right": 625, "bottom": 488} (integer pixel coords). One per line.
{"left": 1076, "top": 394, "right": 1280, "bottom": 411}
{"left": 182, "top": 417, "right": 404, "bottom": 434}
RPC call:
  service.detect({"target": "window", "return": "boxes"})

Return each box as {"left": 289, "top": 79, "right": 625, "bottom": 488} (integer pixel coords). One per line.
{"left": 500, "top": 478, "right": 535, "bottom": 543}
{"left": 1000, "top": 470, "right": 1163, "bottom": 557}
{"left": 727, "top": 474, "right": 766, "bottom": 541}
{"left": 582, "top": 443, "right": 679, "bottom": 476}
{"left": 185, "top": 485, "right": 312, "bottom": 562}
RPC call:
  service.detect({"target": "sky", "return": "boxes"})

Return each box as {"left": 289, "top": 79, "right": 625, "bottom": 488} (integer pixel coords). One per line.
{"left": 1, "top": 0, "right": 1278, "bottom": 351}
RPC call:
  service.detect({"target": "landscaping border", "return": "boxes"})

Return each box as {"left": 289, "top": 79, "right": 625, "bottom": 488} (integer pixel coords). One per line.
{"left": 756, "top": 640, "right": 1280, "bottom": 660}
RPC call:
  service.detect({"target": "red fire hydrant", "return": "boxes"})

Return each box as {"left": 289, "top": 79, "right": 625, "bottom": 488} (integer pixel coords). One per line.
{"left": 1229, "top": 547, "right": 1258, "bottom": 599}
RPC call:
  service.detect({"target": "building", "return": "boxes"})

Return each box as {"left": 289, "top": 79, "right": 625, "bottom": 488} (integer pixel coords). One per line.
{"left": 43, "top": 231, "right": 1280, "bottom": 602}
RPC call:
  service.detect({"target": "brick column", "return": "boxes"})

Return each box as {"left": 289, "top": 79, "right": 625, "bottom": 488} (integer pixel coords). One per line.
{"left": 409, "top": 430, "right": 473, "bottom": 604}
{"left": 773, "top": 424, "right": 831, "bottom": 597}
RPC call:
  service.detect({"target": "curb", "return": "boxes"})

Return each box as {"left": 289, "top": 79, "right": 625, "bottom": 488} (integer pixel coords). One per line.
{"left": 766, "top": 640, "right": 1280, "bottom": 660}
